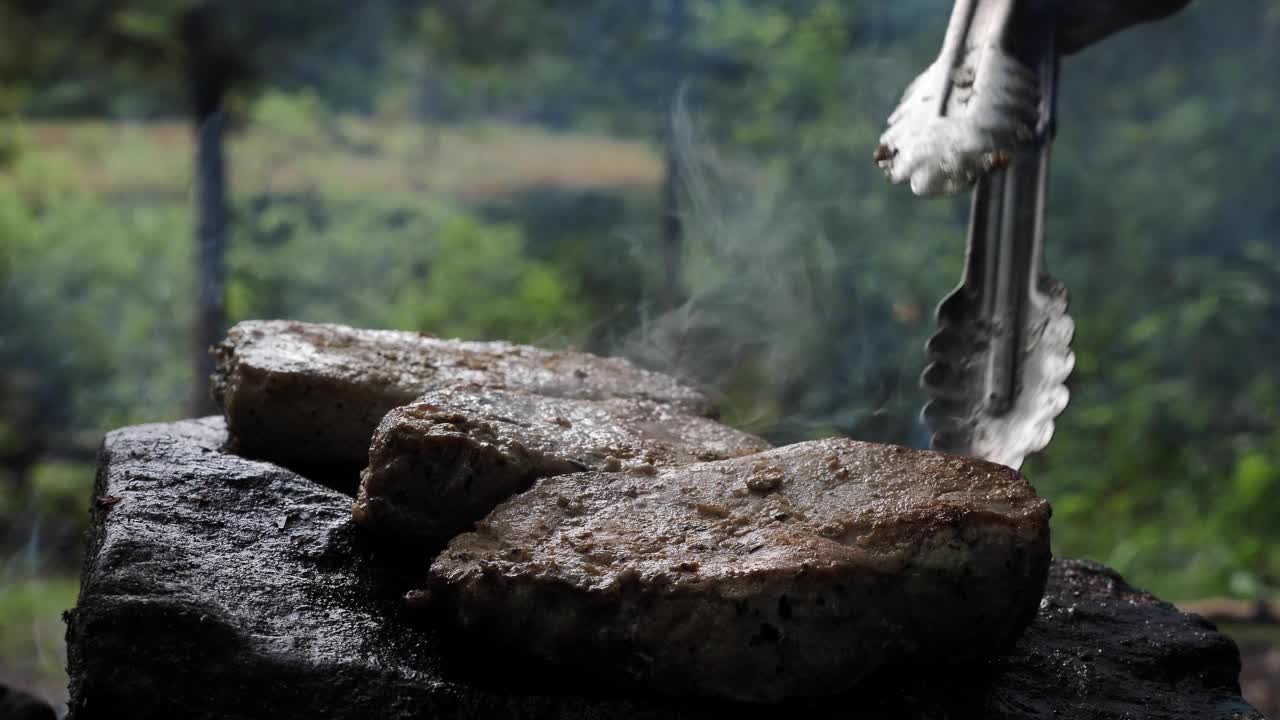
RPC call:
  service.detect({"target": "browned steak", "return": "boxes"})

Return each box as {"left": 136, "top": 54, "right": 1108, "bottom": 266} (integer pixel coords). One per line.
{"left": 427, "top": 438, "right": 1051, "bottom": 703}
{"left": 211, "top": 320, "right": 715, "bottom": 468}
{"left": 353, "top": 387, "right": 770, "bottom": 543}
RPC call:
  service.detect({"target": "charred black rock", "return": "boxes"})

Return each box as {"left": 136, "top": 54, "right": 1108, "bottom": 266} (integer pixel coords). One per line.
{"left": 65, "top": 419, "right": 1263, "bottom": 719}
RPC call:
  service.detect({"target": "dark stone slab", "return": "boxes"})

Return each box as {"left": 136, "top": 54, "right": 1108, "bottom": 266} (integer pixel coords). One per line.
{"left": 65, "top": 419, "right": 1263, "bottom": 720}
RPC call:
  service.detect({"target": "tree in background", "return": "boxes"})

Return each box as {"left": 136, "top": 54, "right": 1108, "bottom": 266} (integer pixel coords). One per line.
{"left": 180, "top": 3, "right": 240, "bottom": 414}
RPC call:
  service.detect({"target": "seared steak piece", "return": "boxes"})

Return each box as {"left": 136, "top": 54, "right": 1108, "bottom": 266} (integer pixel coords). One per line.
{"left": 353, "top": 388, "right": 770, "bottom": 543}
{"left": 428, "top": 438, "right": 1051, "bottom": 703}
{"left": 212, "top": 320, "right": 714, "bottom": 468}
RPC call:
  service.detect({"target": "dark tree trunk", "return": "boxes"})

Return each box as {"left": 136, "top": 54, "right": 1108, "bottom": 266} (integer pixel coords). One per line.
{"left": 182, "top": 4, "right": 234, "bottom": 416}
{"left": 658, "top": 0, "right": 688, "bottom": 313}
{"left": 1, "top": 458, "right": 33, "bottom": 500}
{"left": 191, "top": 110, "right": 226, "bottom": 415}
{"left": 659, "top": 130, "right": 683, "bottom": 313}
{"left": 0, "top": 369, "right": 45, "bottom": 498}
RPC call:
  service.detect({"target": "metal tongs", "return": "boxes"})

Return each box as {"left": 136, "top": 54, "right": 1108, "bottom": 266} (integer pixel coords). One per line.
{"left": 878, "top": 0, "right": 1075, "bottom": 469}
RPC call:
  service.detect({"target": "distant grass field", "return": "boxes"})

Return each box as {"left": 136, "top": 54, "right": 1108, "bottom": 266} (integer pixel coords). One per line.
{"left": 3, "top": 117, "right": 663, "bottom": 200}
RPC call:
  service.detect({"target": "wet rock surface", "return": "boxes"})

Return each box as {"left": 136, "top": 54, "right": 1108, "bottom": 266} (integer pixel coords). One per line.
{"left": 66, "top": 419, "right": 1263, "bottom": 720}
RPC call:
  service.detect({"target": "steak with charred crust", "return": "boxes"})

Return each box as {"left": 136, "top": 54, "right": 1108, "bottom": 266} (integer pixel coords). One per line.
{"left": 211, "top": 320, "right": 716, "bottom": 469}
{"left": 353, "top": 387, "right": 769, "bottom": 544}
{"left": 427, "top": 438, "right": 1052, "bottom": 703}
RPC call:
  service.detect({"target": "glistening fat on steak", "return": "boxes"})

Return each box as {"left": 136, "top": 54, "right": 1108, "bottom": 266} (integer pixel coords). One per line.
{"left": 353, "top": 387, "right": 770, "bottom": 543}
{"left": 211, "top": 320, "right": 715, "bottom": 467}
{"left": 427, "top": 438, "right": 1052, "bottom": 703}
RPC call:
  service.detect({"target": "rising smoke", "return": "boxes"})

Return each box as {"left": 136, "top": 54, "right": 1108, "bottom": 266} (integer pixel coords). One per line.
{"left": 621, "top": 89, "right": 929, "bottom": 445}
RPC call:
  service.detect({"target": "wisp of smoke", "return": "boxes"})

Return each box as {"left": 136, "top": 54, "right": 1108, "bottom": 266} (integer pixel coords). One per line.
{"left": 621, "top": 90, "right": 892, "bottom": 441}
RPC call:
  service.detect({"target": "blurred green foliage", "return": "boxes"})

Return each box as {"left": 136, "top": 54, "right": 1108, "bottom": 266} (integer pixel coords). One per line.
{"left": 229, "top": 194, "right": 585, "bottom": 341}
{"left": 1, "top": 0, "right": 1278, "bottom": 612}
{"left": 0, "top": 575, "right": 78, "bottom": 693}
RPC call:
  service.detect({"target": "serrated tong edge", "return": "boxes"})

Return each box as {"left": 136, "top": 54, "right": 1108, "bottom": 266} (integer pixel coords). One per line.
{"left": 921, "top": 8, "right": 1076, "bottom": 470}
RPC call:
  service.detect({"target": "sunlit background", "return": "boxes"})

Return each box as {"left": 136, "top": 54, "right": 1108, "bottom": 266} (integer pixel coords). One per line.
{"left": 1, "top": 0, "right": 1277, "bottom": 711}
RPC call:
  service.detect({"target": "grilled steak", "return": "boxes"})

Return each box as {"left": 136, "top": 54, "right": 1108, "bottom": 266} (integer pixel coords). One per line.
{"left": 211, "top": 320, "right": 714, "bottom": 468}
{"left": 428, "top": 438, "right": 1051, "bottom": 703}
{"left": 353, "top": 387, "right": 770, "bottom": 543}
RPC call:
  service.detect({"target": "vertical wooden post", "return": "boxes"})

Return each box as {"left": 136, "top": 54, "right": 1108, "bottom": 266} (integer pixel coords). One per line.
{"left": 659, "top": 124, "right": 683, "bottom": 312}
{"left": 658, "top": 0, "right": 688, "bottom": 313}
{"left": 183, "top": 4, "right": 231, "bottom": 416}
